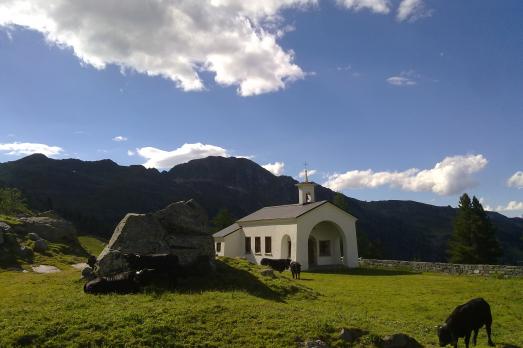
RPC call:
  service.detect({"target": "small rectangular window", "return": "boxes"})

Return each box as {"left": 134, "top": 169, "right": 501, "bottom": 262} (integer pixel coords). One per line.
{"left": 245, "top": 237, "right": 251, "bottom": 254}
{"left": 254, "top": 237, "right": 261, "bottom": 254}
{"left": 265, "top": 237, "right": 272, "bottom": 254}
{"left": 216, "top": 242, "right": 221, "bottom": 253}
{"left": 319, "top": 240, "right": 331, "bottom": 257}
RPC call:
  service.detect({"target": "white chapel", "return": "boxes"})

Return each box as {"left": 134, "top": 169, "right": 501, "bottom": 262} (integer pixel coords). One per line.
{"left": 212, "top": 172, "right": 359, "bottom": 270}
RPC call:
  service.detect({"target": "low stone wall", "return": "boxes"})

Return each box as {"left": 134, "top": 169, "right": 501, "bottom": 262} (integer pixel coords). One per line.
{"left": 359, "top": 258, "right": 523, "bottom": 277}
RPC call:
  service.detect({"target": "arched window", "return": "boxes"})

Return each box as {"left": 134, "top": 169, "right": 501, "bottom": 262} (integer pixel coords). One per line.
{"left": 305, "top": 193, "right": 312, "bottom": 203}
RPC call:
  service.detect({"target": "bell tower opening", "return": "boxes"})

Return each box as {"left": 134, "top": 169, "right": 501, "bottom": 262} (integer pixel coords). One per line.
{"left": 296, "top": 167, "right": 317, "bottom": 205}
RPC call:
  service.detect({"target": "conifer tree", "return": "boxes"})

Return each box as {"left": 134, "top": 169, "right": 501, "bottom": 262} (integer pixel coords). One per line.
{"left": 448, "top": 193, "right": 501, "bottom": 264}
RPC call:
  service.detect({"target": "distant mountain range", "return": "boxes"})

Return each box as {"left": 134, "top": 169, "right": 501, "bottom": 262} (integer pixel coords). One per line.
{"left": 1, "top": 154, "right": 522, "bottom": 264}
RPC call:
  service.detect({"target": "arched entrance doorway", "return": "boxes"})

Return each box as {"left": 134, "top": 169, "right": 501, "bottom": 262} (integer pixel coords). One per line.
{"left": 308, "top": 236, "right": 317, "bottom": 267}
{"left": 308, "top": 221, "right": 345, "bottom": 268}
{"left": 281, "top": 234, "right": 291, "bottom": 259}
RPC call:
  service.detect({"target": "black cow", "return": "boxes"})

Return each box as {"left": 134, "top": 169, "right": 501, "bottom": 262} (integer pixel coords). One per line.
{"left": 260, "top": 258, "right": 291, "bottom": 273}
{"left": 437, "top": 298, "right": 495, "bottom": 348}
{"left": 124, "top": 253, "right": 179, "bottom": 273}
{"left": 84, "top": 271, "right": 141, "bottom": 294}
{"left": 290, "top": 261, "right": 301, "bottom": 279}
{"left": 135, "top": 268, "right": 178, "bottom": 288}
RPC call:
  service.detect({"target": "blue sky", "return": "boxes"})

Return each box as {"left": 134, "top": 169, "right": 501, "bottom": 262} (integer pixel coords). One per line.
{"left": 0, "top": 0, "right": 522, "bottom": 216}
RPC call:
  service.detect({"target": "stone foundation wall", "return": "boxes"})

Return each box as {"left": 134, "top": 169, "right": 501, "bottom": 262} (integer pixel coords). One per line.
{"left": 359, "top": 259, "right": 523, "bottom": 277}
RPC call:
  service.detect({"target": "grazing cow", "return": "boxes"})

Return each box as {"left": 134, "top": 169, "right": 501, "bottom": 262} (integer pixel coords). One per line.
{"left": 290, "top": 261, "right": 301, "bottom": 279}
{"left": 260, "top": 258, "right": 291, "bottom": 273}
{"left": 437, "top": 298, "right": 495, "bottom": 348}
{"left": 84, "top": 271, "right": 140, "bottom": 294}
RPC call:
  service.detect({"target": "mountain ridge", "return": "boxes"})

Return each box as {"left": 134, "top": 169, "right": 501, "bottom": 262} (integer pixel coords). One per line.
{"left": 0, "top": 154, "right": 521, "bottom": 263}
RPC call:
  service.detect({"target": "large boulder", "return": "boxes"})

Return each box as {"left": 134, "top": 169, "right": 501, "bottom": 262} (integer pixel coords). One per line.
{"left": 381, "top": 333, "right": 423, "bottom": 348}
{"left": 33, "top": 239, "right": 49, "bottom": 252}
{"left": 16, "top": 214, "right": 77, "bottom": 243}
{"left": 96, "top": 199, "right": 214, "bottom": 276}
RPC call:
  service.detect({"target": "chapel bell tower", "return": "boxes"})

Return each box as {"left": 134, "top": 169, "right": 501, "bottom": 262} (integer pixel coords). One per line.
{"left": 296, "top": 168, "right": 316, "bottom": 204}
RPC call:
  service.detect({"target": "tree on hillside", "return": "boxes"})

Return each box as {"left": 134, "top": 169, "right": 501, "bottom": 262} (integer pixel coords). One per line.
{"left": 211, "top": 208, "right": 234, "bottom": 232}
{"left": 0, "top": 187, "right": 31, "bottom": 215}
{"left": 448, "top": 193, "right": 501, "bottom": 264}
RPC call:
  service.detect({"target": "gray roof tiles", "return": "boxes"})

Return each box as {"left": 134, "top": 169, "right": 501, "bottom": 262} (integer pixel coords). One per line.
{"left": 212, "top": 223, "right": 241, "bottom": 238}
{"left": 237, "top": 200, "right": 328, "bottom": 223}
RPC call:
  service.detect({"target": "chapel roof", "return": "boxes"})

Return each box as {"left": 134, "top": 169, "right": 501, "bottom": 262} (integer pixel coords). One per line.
{"left": 212, "top": 222, "right": 241, "bottom": 238}
{"left": 236, "top": 200, "right": 328, "bottom": 223}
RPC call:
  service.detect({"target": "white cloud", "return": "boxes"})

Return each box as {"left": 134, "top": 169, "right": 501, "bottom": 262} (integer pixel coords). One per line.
{"left": 507, "top": 171, "right": 523, "bottom": 189}
{"left": 127, "top": 150, "right": 135, "bottom": 156}
{"left": 299, "top": 169, "right": 317, "bottom": 179}
{"left": 0, "top": 142, "right": 63, "bottom": 157}
{"left": 137, "top": 143, "right": 229, "bottom": 169}
{"left": 387, "top": 70, "right": 420, "bottom": 86}
{"left": 337, "top": 0, "right": 391, "bottom": 14}
{"left": 323, "top": 154, "right": 488, "bottom": 196}
{"left": 386, "top": 76, "right": 416, "bottom": 86}
{"left": 397, "top": 0, "right": 432, "bottom": 22}
{"left": 112, "top": 136, "right": 128, "bottom": 142}
{"left": 262, "top": 161, "right": 285, "bottom": 176}
{"left": 0, "top": 0, "right": 318, "bottom": 96}
{"left": 495, "top": 201, "right": 523, "bottom": 212}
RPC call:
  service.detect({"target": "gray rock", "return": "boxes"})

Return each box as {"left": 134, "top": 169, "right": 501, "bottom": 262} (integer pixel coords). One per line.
{"left": 339, "top": 328, "right": 368, "bottom": 343}
{"left": 381, "top": 333, "right": 423, "bottom": 348}
{"left": 96, "top": 199, "right": 214, "bottom": 276}
{"left": 33, "top": 239, "right": 48, "bottom": 252}
{"left": 19, "top": 245, "right": 34, "bottom": 258}
{"left": 17, "top": 215, "right": 77, "bottom": 243}
{"left": 0, "top": 222, "right": 11, "bottom": 245}
{"left": 81, "top": 266, "right": 96, "bottom": 280}
{"left": 300, "top": 340, "right": 329, "bottom": 348}
{"left": 260, "top": 268, "right": 275, "bottom": 278}
{"left": 27, "top": 232, "right": 41, "bottom": 241}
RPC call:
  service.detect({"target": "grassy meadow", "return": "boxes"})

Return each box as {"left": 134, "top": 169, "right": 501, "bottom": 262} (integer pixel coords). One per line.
{"left": 0, "top": 237, "right": 522, "bottom": 347}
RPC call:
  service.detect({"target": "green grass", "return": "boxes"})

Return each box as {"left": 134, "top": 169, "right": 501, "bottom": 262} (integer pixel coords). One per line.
{"left": 0, "top": 253, "right": 522, "bottom": 347}
{"left": 77, "top": 235, "right": 107, "bottom": 256}
{"left": 0, "top": 214, "right": 21, "bottom": 225}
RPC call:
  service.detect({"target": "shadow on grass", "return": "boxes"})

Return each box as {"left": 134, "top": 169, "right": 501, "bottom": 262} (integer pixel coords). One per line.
{"left": 145, "top": 259, "right": 316, "bottom": 302}
{"left": 307, "top": 266, "right": 419, "bottom": 276}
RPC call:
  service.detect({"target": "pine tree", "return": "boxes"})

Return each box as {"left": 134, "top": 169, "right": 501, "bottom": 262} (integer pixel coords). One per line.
{"left": 470, "top": 196, "right": 501, "bottom": 263}
{"left": 211, "top": 208, "right": 234, "bottom": 232}
{"left": 448, "top": 193, "right": 502, "bottom": 264}
{"left": 449, "top": 193, "right": 476, "bottom": 263}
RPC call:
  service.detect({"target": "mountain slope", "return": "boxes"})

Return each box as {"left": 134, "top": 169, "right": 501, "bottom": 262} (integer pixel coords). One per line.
{"left": 0, "top": 154, "right": 521, "bottom": 263}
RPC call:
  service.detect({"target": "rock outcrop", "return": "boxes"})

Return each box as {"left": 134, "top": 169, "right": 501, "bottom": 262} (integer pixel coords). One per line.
{"left": 16, "top": 213, "right": 77, "bottom": 243}
{"left": 0, "top": 222, "right": 9, "bottom": 245}
{"left": 96, "top": 200, "right": 214, "bottom": 276}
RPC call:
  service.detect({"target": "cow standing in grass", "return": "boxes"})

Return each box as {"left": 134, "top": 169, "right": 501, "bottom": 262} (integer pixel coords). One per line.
{"left": 289, "top": 261, "right": 301, "bottom": 279}
{"left": 260, "top": 258, "right": 291, "bottom": 273}
{"left": 437, "top": 298, "right": 495, "bottom": 348}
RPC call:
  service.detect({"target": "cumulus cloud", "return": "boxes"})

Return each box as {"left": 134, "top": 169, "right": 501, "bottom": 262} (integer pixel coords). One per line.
{"left": 112, "top": 136, "right": 128, "bottom": 142}
{"left": 507, "top": 171, "right": 523, "bottom": 189}
{"left": 299, "top": 169, "right": 317, "bottom": 179}
{"left": 127, "top": 150, "right": 135, "bottom": 156}
{"left": 0, "top": 0, "right": 319, "bottom": 96}
{"left": 262, "top": 161, "right": 285, "bottom": 176}
{"left": 397, "top": 0, "right": 432, "bottom": 22}
{"left": 136, "top": 143, "right": 229, "bottom": 169}
{"left": 323, "top": 154, "right": 488, "bottom": 196}
{"left": 337, "top": 0, "right": 391, "bottom": 14}
{"left": 0, "top": 142, "right": 63, "bottom": 157}
{"left": 495, "top": 201, "right": 523, "bottom": 212}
